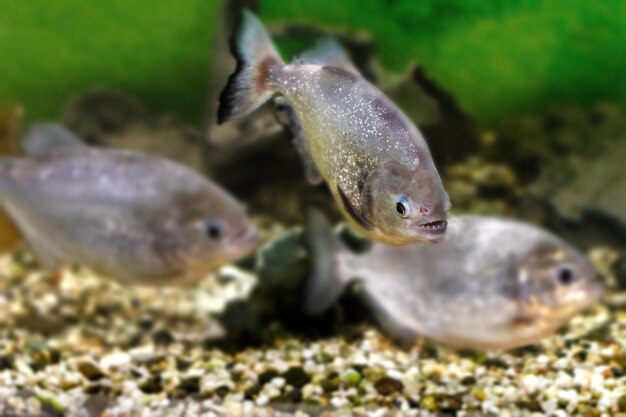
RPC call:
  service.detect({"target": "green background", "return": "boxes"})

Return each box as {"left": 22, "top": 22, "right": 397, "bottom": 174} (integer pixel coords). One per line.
{"left": 1, "top": 0, "right": 624, "bottom": 125}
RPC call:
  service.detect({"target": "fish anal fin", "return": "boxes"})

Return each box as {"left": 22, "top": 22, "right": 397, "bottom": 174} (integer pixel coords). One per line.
{"left": 305, "top": 209, "right": 350, "bottom": 314}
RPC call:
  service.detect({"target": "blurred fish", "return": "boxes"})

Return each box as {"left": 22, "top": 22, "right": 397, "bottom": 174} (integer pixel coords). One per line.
{"left": 218, "top": 12, "right": 450, "bottom": 245}
{"left": 306, "top": 212, "right": 603, "bottom": 350}
{"left": 0, "top": 123, "right": 257, "bottom": 285}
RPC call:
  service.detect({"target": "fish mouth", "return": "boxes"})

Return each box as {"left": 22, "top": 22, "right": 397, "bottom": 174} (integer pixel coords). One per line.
{"left": 417, "top": 219, "right": 448, "bottom": 235}
{"left": 230, "top": 223, "right": 258, "bottom": 248}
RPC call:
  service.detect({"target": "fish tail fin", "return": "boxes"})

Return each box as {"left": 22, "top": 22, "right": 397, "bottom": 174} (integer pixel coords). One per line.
{"left": 305, "top": 209, "right": 352, "bottom": 315}
{"left": 217, "top": 10, "right": 285, "bottom": 124}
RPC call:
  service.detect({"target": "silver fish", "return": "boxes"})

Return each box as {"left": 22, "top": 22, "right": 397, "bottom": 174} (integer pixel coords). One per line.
{"left": 306, "top": 211, "right": 603, "bottom": 350}
{"left": 0, "top": 123, "right": 258, "bottom": 285}
{"left": 218, "top": 12, "right": 450, "bottom": 245}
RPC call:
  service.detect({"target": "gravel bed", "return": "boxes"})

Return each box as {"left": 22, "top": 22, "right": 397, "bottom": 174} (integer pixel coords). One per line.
{"left": 0, "top": 248, "right": 624, "bottom": 417}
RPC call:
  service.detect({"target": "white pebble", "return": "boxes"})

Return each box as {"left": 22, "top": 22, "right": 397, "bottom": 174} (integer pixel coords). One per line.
{"left": 100, "top": 352, "right": 131, "bottom": 371}
{"left": 540, "top": 397, "right": 557, "bottom": 415}
{"left": 556, "top": 388, "right": 578, "bottom": 404}
{"left": 270, "top": 377, "right": 286, "bottom": 388}
{"left": 330, "top": 396, "right": 347, "bottom": 408}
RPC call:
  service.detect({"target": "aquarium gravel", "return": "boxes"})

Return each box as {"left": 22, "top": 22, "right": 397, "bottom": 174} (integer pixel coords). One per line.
{"left": 0, "top": 247, "right": 624, "bottom": 417}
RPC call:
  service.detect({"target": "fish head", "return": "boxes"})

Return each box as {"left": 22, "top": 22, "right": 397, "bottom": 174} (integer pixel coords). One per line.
{"left": 507, "top": 240, "right": 604, "bottom": 331}
{"left": 169, "top": 188, "right": 258, "bottom": 278}
{"left": 464, "top": 238, "right": 602, "bottom": 350}
{"left": 425, "top": 223, "right": 603, "bottom": 351}
{"left": 365, "top": 163, "right": 450, "bottom": 244}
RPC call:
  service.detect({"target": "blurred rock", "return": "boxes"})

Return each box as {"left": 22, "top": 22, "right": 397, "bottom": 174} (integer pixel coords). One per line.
{"left": 217, "top": 228, "right": 311, "bottom": 343}
{"left": 493, "top": 102, "right": 626, "bottom": 183}
{"left": 218, "top": 222, "right": 377, "bottom": 344}
{"left": 382, "top": 65, "right": 480, "bottom": 165}
{"left": 444, "top": 156, "right": 521, "bottom": 215}
{"left": 528, "top": 137, "right": 626, "bottom": 247}
{"left": 0, "top": 105, "right": 23, "bottom": 252}
{"left": 61, "top": 88, "right": 205, "bottom": 172}
{"left": 614, "top": 254, "right": 626, "bottom": 290}
{"left": 588, "top": 247, "right": 621, "bottom": 289}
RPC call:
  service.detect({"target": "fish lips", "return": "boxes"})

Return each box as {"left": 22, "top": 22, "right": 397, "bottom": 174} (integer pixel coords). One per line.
{"left": 415, "top": 219, "right": 448, "bottom": 242}
{"left": 229, "top": 223, "right": 259, "bottom": 252}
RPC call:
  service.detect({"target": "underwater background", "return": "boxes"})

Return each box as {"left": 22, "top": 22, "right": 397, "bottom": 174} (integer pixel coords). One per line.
{"left": 2, "top": 1, "right": 626, "bottom": 125}
{"left": 0, "top": 1, "right": 625, "bottom": 416}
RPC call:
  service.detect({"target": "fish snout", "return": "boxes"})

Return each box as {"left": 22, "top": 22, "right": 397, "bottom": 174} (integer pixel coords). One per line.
{"left": 418, "top": 188, "right": 450, "bottom": 219}
{"left": 413, "top": 198, "right": 449, "bottom": 240}
{"left": 222, "top": 210, "right": 259, "bottom": 252}
{"left": 230, "top": 222, "right": 258, "bottom": 247}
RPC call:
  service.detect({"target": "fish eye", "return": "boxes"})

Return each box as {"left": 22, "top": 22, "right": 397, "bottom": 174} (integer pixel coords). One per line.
{"left": 395, "top": 197, "right": 410, "bottom": 218}
{"left": 203, "top": 219, "right": 223, "bottom": 240}
{"left": 556, "top": 264, "right": 575, "bottom": 285}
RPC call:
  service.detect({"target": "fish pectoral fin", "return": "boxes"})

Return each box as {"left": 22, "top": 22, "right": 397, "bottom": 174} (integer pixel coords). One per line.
{"left": 272, "top": 96, "right": 323, "bottom": 185}
{"left": 22, "top": 123, "right": 87, "bottom": 157}
{"left": 337, "top": 184, "right": 374, "bottom": 231}
{"left": 293, "top": 38, "right": 361, "bottom": 77}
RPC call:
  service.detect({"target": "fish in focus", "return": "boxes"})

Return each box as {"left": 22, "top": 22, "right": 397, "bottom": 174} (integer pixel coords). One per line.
{"left": 306, "top": 212, "right": 603, "bottom": 350}
{"left": 0, "top": 123, "right": 258, "bottom": 285}
{"left": 218, "top": 12, "right": 450, "bottom": 245}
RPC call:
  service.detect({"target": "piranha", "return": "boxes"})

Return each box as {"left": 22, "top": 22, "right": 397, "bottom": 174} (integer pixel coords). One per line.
{"left": 0, "top": 123, "right": 258, "bottom": 285}
{"left": 306, "top": 211, "right": 604, "bottom": 350}
{"left": 218, "top": 11, "right": 450, "bottom": 245}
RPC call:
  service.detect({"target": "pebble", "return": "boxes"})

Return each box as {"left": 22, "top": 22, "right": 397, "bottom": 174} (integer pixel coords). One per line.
{"left": 100, "top": 352, "right": 131, "bottom": 371}
{"left": 283, "top": 367, "right": 311, "bottom": 388}
{"left": 76, "top": 360, "right": 105, "bottom": 381}
{"left": 373, "top": 376, "right": 404, "bottom": 396}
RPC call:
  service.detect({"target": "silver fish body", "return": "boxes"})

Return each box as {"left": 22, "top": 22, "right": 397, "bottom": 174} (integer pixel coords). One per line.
{"left": 218, "top": 12, "right": 450, "bottom": 245}
{"left": 0, "top": 123, "right": 257, "bottom": 285}
{"left": 306, "top": 212, "right": 603, "bottom": 350}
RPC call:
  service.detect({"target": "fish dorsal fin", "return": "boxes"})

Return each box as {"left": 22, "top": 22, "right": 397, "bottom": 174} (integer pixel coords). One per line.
{"left": 293, "top": 38, "right": 361, "bottom": 76}
{"left": 22, "top": 123, "right": 87, "bottom": 157}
